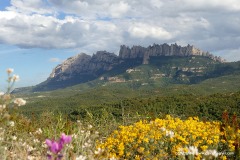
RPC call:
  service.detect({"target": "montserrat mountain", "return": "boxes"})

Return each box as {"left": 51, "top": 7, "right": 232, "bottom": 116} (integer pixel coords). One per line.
{"left": 119, "top": 43, "right": 225, "bottom": 64}
{"left": 27, "top": 43, "right": 225, "bottom": 91}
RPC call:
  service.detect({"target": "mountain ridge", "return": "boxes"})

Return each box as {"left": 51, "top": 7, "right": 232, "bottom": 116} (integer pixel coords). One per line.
{"left": 14, "top": 43, "right": 234, "bottom": 93}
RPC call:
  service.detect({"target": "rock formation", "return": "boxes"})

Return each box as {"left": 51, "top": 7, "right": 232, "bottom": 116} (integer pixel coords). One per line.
{"left": 31, "top": 43, "right": 225, "bottom": 91}
{"left": 119, "top": 43, "right": 225, "bottom": 64}
{"left": 49, "top": 51, "right": 119, "bottom": 81}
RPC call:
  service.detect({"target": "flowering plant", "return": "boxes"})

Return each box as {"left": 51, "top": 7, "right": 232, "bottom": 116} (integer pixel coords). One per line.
{"left": 46, "top": 133, "right": 72, "bottom": 160}
{"left": 96, "top": 115, "right": 239, "bottom": 160}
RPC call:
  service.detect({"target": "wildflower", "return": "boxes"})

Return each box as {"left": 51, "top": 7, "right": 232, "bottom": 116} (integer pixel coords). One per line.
{"left": 88, "top": 125, "right": 93, "bottom": 129}
{"left": 94, "top": 148, "right": 103, "bottom": 155}
{"left": 0, "top": 92, "right": 4, "bottom": 96}
{"left": 178, "top": 147, "right": 187, "bottom": 156}
{"left": 72, "top": 133, "right": 77, "bottom": 139}
{"left": 6, "top": 68, "right": 14, "bottom": 74}
{"left": 0, "top": 104, "right": 6, "bottom": 109}
{"left": 109, "top": 156, "right": 117, "bottom": 160}
{"left": 45, "top": 133, "right": 72, "bottom": 159}
{"left": 12, "top": 74, "right": 20, "bottom": 81}
{"left": 13, "top": 98, "right": 26, "bottom": 106}
{"left": 12, "top": 136, "right": 17, "bottom": 140}
{"left": 166, "top": 130, "right": 174, "bottom": 138}
{"left": 33, "top": 139, "right": 40, "bottom": 143}
{"left": 76, "top": 155, "right": 87, "bottom": 160}
{"left": 0, "top": 105, "right": 6, "bottom": 112}
{"left": 60, "top": 133, "right": 72, "bottom": 144}
{"left": 8, "top": 121, "right": 15, "bottom": 127}
{"left": 187, "top": 146, "right": 198, "bottom": 155}
{"left": 80, "top": 130, "right": 85, "bottom": 133}
{"left": 35, "top": 128, "right": 43, "bottom": 134}
{"left": 46, "top": 140, "right": 62, "bottom": 154}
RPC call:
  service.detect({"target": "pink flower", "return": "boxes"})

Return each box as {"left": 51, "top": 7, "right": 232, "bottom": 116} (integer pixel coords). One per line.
{"left": 45, "top": 133, "right": 72, "bottom": 159}
{"left": 60, "top": 133, "right": 72, "bottom": 144}
{"left": 45, "top": 139, "right": 63, "bottom": 154}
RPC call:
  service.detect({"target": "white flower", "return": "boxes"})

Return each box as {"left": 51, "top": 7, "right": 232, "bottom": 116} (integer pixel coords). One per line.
{"left": 33, "top": 139, "right": 40, "bottom": 143}
{"left": 110, "top": 157, "right": 117, "bottom": 160}
{"left": 27, "top": 155, "right": 35, "bottom": 160}
{"left": 94, "top": 148, "right": 103, "bottom": 155}
{"left": 0, "top": 105, "right": 6, "bottom": 109}
{"left": 8, "top": 121, "right": 15, "bottom": 127}
{"left": 14, "top": 98, "right": 26, "bottom": 106}
{"left": 12, "top": 74, "right": 20, "bottom": 81}
{"left": 6, "top": 68, "right": 14, "bottom": 74}
{"left": 80, "top": 130, "right": 85, "bottom": 133}
{"left": 95, "top": 131, "right": 99, "bottom": 135}
{"left": 72, "top": 133, "right": 77, "bottom": 139}
{"left": 12, "top": 136, "right": 17, "bottom": 140}
{"left": 177, "top": 147, "right": 187, "bottom": 156}
{"left": 88, "top": 124, "right": 93, "bottom": 129}
{"left": 166, "top": 130, "right": 174, "bottom": 138}
{"left": 76, "top": 155, "right": 87, "bottom": 160}
{"left": 35, "top": 128, "right": 43, "bottom": 135}
{"left": 0, "top": 92, "right": 4, "bottom": 96}
{"left": 187, "top": 146, "right": 198, "bottom": 155}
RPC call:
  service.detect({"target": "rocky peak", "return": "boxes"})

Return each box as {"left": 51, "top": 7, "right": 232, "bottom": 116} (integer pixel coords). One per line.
{"left": 49, "top": 51, "right": 120, "bottom": 82}
{"left": 119, "top": 43, "right": 225, "bottom": 63}
{"left": 119, "top": 45, "right": 146, "bottom": 58}
{"left": 92, "top": 51, "right": 118, "bottom": 63}
{"left": 49, "top": 53, "right": 91, "bottom": 79}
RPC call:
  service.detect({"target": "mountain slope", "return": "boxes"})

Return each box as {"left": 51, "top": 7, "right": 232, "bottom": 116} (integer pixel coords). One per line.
{"left": 13, "top": 43, "right": 239, "bottom": 93}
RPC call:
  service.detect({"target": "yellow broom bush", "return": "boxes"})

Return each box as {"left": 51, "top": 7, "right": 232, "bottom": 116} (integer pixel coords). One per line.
{"left": 96, "top": 115, "right": 239, "bottom": 160}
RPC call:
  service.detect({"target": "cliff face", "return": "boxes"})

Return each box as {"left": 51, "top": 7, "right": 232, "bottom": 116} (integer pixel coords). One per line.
{"left": 49, "top": 51, "right": 119, "bottom": 81}
{"left": 49, "top": 53, "right": 92, "bottom": 80}
{"left": 119, "top": 43, "right": 224, "bottom": 64}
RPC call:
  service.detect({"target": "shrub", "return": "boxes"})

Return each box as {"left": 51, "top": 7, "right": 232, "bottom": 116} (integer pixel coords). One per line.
{"left": 96, "top": 115, "right": 239, "bottom": 160}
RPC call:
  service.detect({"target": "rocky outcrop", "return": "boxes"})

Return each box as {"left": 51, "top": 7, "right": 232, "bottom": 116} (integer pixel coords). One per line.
{"left": 119, "top": 43, "right": 225, "bottom": 64}
{"left": 49, "top": 51, "right": 119, "bottom": 80}
{"left": 49, "top": 53, "right": 91, "bottom": 80}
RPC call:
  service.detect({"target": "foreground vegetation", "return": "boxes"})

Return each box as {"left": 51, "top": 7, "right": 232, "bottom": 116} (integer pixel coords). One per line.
{"left": 1, "top": 69, "right": 240, "bottom": 159}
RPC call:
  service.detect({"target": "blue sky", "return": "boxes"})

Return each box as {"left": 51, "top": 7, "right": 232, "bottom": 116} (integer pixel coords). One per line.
{"left": 0, "top": 0, "right": 240, "bottom": 91}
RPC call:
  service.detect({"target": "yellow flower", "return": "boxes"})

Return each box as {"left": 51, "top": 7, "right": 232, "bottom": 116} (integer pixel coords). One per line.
{"left": 137, "top": 147, "right": 145, "bottom": 153}
{"left": 200, "top": 145, "right": 208, "bottom": 151}
{"left": 96, "top": 115, "right": 238, "bottom": 159}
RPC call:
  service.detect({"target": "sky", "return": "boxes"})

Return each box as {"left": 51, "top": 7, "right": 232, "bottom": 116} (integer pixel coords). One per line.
{"left": 0, "top": 0, "right": 240, "bottom": 90}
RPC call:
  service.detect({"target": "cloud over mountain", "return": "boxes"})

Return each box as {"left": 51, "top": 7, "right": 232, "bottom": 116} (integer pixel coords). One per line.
{"left": 0, "top": 0, "right": 240, "bottom": 61}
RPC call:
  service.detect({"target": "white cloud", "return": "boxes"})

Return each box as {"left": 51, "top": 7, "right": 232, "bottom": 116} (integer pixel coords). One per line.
{"left": 214, "top": 48, "right": 240, "bottom": 62}
{"left": 0, "top": 0, "right": 240, "bottom": 61}
{"left": 128, "top": 23, "right": 172, "bottom": 40}
{"left": 108, "top": 1, "right": 130, "bottom": 18}
{"left": 49, "top": 58, "right": 61, "bottom": 62}
{"left": 7, "top": 0, "right": 52, "bottom": 14}
{"left": 180, "top": 0, "right": 240, "bottom": 12}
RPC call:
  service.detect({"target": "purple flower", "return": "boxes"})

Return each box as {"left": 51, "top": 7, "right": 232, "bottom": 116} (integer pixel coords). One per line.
{"left": 45, "top": 133, "right": 72, "bottom": 159}
{"left": 46, "top": 139, "right": 63, "bottom": 154}
{"left": 60, "top": 133, "right": 72, "bottom": 144}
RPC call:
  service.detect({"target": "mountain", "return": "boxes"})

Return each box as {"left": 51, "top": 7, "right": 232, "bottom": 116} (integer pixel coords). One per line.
{"left": 14, "top": 43, "right": 240, "bottom": 93}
